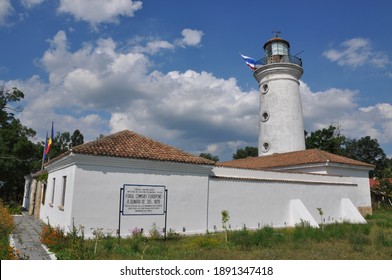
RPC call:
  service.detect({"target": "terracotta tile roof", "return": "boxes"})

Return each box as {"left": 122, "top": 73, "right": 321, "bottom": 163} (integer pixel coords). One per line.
{"left": 218, "top": 149, "right": 374, "bottom": 170}
{"left": 50, "top": 130, "right": 215, "bottom": 166}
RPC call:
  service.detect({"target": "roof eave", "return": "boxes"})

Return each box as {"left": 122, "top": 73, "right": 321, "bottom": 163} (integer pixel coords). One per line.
{"left": 269, "top": 161, "right": 374, "bottom": 172}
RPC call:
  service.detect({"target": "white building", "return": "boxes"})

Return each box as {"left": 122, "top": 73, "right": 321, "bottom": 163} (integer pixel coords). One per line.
{"left": 23, "top": 36, "right": 374, "bottom": 238}
{"left": 24, "top": 129, "right": 372, "bottom": 238}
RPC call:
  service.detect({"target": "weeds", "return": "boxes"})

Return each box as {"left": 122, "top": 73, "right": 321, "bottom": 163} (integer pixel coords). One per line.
{"left": 32, "top": 207, "right": 392, "bottom": 260}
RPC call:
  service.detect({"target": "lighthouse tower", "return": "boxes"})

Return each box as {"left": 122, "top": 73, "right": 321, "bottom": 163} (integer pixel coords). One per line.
{"left": 253, "top": 35, "right": 305, "bottom": 156}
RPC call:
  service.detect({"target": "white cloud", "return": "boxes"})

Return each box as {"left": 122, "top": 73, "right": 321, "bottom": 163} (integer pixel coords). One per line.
{"left": 17, "top": 30, "right": 257, "bottom": 159}
{"left": 0, "top": 0, "right": 13, "bottom": 25}
{"left": 300, "top": 81, "right": 392, "bottom": 145}
{"left": 130, "top": 29, "right": 204, "bottom": 55}
{"left": 176, "top": 29, "right": 204, "bottom": 47}
{"left": 323, "top": 37, "right": 390, "bottom": 68}
{"left": 21, "top": 0, "right": 45, "bottom": 8}
{"left": 300, "top": 81, "right": 358, "bottom": 128}
{"left": 9, "top": 31, "right": 392, "bottom": 160}
{"left": 58, "top": 0, "right": 142, "bottom": 25}
{"left": 132, "top": 40, "right": 175, "bottom": 55}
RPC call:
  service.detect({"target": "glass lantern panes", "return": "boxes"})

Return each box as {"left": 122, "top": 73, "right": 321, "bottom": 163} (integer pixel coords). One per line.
{"left": 265, "top": 42, "right": 289, "bottom": 57}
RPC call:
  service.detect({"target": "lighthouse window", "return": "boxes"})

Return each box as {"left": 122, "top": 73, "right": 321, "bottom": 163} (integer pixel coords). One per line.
{"left": 262, "top": 142, "right": 270, "bottom": 152}
{"left": 261, "top": 83, "right": 269, "bottom": 94}
{"left": 261, "top": 112, "right": 269, "bottom": 122}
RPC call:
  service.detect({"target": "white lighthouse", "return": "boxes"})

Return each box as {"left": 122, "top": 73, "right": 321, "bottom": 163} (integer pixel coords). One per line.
{"left": 253, "top": 34, "right": 305, "bottom": 156}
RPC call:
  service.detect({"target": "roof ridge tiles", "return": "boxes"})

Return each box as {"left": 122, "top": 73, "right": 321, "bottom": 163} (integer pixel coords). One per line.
{"left": 48, "top": 130, "right": 215, "bottom": 166}
{"left": 218, "top": 148, "right": 374, "bottom": 170}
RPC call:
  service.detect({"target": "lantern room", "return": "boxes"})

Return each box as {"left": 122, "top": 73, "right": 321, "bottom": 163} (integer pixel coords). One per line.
{"left": 264, "top": 35, "right": 290, "bottom": 57}
{"left": 257, "top": 34, "right": 301, "bottom": 66}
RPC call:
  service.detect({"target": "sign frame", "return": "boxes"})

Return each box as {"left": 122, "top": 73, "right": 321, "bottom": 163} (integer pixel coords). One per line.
{"left": 117, "top": 184, "right": 168, "bottom": 240}
{"left": 122, "top": 184, "right": 166, "bottom": 216}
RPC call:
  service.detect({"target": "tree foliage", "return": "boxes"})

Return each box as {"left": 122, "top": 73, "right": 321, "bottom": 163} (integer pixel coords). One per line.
{"left": 305, "top": 125, "right": 388, "bottom": 178}
{"left": 1, "top": 86, "right": 24, "bottom": 126}
{"left": 47, "top": 129, "right": 85, "bottom": 160}
{"left": 344, "top": 136, "right": 387, "bottom": 178}
{"left": 232, "top": 146, "right": 258, "bottom": 160}
{"left": 199, "top": 152, "right": 219, "bottom": 162}
{"left": 0, "top": 87, "right": 42, "bottom": 203}
{"left": 305, "top": 125, "right": 346, "bottom": 155}
{"left": 0, "top": 86, "right": 86, "bottom": 203}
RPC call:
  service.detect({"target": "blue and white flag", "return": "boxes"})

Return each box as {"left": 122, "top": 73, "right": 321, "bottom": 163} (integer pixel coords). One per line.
{"left": 240, "top": 53, "right": 257, "bottom": 70}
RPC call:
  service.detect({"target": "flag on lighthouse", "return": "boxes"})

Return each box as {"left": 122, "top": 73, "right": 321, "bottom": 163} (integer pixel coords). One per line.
{"left": 240, "top": 53, "right": 257, "bottom": 70}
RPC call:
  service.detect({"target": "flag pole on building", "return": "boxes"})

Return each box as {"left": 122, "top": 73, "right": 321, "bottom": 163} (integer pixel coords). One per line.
{"left": 41, "top": 131, "right": 48, "bottom": 170}
{"left": 41, "top": 122, "right": 54, "bottom": 170}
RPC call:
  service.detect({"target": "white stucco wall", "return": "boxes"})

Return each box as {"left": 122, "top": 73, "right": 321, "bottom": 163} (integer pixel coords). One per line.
{"left": 39, "top": 164, "right": 76, "bottom": 230}
{"left": 42, "top": 153, "right": 213, "bottom": 237}
{"left": 269, "top": 163, "right": 372, "bottom": 210}
{"left": 254, "top": 63, "right": 305, "bottom": 155}
{"left": 39, "top": 154, "right": 371, "bottom": 238}
{"left": 208, "top": 167, "right": 365, "bottom": 231}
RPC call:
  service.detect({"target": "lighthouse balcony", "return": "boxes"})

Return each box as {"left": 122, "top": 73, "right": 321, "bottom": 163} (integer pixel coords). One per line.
{"left": 255, "top": 55, "right": 302, "bottom": 68}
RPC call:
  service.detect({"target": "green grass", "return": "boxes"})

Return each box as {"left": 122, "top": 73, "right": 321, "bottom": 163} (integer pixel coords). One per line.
{"left": 42, "top": 207, "right": 392, "bottom": 260}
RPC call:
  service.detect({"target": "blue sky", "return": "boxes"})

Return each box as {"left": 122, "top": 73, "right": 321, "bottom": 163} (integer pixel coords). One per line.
{"left": 1, "top": 0, "right": 392, "bottom": 161}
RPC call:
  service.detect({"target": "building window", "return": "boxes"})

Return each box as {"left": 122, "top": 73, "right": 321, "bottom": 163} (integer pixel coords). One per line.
{"left": 50, "top": 178, "right": 55, "bottom": 206}
{"left": 60, "top": 176, "right": 67, "bottom": 208}
{"left": 42, "top": 182, "right": 47, "bottom": 205}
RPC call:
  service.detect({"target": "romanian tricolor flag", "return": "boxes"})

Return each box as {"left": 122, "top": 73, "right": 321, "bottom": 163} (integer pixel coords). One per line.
{"left": 45, "top": 122, "right": 54, "bottom": 156}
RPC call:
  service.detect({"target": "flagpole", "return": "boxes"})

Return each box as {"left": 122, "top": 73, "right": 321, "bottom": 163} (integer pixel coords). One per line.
{"left": 41, "top": 131, "right": 48, "bottom": 170}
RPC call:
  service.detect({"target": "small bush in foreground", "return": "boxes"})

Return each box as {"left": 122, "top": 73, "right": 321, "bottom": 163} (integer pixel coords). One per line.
{"left": 0, "top": 200, "right": 16, "bottom": 260}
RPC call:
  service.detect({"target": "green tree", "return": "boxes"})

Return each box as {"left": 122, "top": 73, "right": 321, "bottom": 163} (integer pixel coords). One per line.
{"left": 48, "top": 129, "right": 84, "bottom": 159}
{"left": 199, "top": 152, "right": 219, "bottom": 162}
{"left": 0, "top": 86, "right": 24, "bottom": 125}
{"left": 305, "top": 125, "right": 346, "bottom": 155}
{"left": 0, "top": 87, "right": 42, "bottom": 203}
{"left": 306, "top": 126, "right": 389, "bottom": 178}
{"left": 344, "top": 136, "right": 387, "bottom": 178}
{"left": 233, "top": 146, "right": 258, "bottom": 159}
{"left": 71, "top": 129, "right": 84, "bottom": 147}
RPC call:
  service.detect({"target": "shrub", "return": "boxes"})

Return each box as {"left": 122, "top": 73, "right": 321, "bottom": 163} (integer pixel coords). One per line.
{"left": 228, "top": 228, "right": 253, "bottom": 249}
{"left": 0, "top": 200, "right": 16, "bottom": 260}
{"left": 292, "top": 221, "right": 324, "bottom": 243}
{"left": 253, "top": 226, "right": 285, "bottom": 247}
{"left": 40, "top": 224, "right": 67, "bottom": 251}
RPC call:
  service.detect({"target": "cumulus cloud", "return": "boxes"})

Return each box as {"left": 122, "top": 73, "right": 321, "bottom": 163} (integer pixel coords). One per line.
{"left": 132, "top": 40, "right": 175, "bottom": 55}
{"left": 15, "top": 30, "right": 257, "bottom": 159}
{"left": 176, "top": 29, "right": 204, "bottom": 47}
{"left": 131, "top": 29, "right": 204, "bottom": 55}
{"left": 21, "top": 0, "right": 45, "bottom": 8}
{"left": 0, "top": 0, "right": 13, "bottom": 25}
{"left": 10, "top": 31, "right": 392, "bottom": 160}
{"left": 300, "top": 81, "right": 358, "bottom": 129}
{"left": 300, "top": 81, "right": 392, "bottom": 145}
{"left": 323, "top": 37, "right": 390, "bottom": 68}
{"left": 58, "top": 0, "right": 142, "bottom": 25}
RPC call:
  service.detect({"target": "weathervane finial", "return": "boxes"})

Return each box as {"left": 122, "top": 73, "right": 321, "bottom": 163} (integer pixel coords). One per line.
{"left": 272, "top": 31, "right": 281, "bottom": 37}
